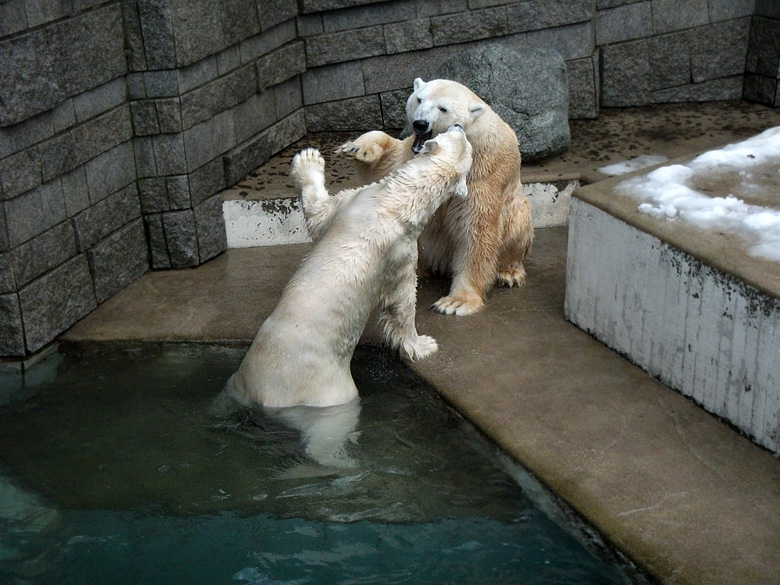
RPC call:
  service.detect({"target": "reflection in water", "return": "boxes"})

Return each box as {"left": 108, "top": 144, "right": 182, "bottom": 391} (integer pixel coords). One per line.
{"left": 0, "top": 344, "right": 642, "bottom": 585}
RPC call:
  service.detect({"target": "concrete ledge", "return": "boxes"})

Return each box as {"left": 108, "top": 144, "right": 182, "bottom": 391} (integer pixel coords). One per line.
{"left": 566, "top": 157, "right": 780, "bottom": 455}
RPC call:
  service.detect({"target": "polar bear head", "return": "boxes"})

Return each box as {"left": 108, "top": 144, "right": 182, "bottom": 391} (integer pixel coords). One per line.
{"left": 417, "top": 124, "right": 472, "bottom": 199}
{"left": 406, "top": 78, "right": 488, "bottom": 154}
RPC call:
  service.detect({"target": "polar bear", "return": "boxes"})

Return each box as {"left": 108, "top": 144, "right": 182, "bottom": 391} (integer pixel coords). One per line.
{"left": 226, "top": 126, "right": 472, "bottom": 408}
{"left": 338, "top": 78, "right": 533, "bottom": 316}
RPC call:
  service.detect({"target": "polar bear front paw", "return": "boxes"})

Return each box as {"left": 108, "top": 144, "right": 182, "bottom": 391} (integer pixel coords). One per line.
{"left": 402, "top": 335, "right": 438, "bottom": 361}
{"left": 432, "top": 293, "right": 484, "bottom": 316}
{"left": 337, "top": 141, "right": 384, "bottom": 164}
{"left": 291, "top": 148, "right": 325, "bottom": 186}
{"left": 496, "top": 263, "right": 527, "bottom": 288}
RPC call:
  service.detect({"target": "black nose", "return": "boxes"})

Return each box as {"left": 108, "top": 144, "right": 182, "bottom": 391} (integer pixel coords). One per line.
{"left": 413, "top": 119, "right": 429, "bottom": 134}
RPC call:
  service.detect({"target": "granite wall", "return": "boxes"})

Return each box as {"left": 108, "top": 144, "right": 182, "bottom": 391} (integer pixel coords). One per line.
{"left": 0, "top": 0, "right": 773, "bottom": 358}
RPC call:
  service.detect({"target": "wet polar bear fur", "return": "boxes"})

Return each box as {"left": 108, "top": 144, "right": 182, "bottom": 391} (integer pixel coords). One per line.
{"left": 227, "top": 126, "right": 473, "bottom": 408}
{"left": 338, "top": 78, "right": 533, "bottom": 316}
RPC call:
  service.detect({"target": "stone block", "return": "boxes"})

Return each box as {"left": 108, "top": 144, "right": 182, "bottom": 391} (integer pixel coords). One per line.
{"left": 745, "top": 16, "right": 780, "bottom": 77}
{"left": 305, "top": 26, "right": 386, "bottom": 67}
{"left": 379, "top": 89, "right": 410, "bottom": 129}
{"left": 144, "top": 214, "right": 171, "bottom": 269}
{"left": 180, "top": 63, "right": 256, "bottom": 130}
{"left": 600, "top": 40, "right": 651, "bottom": 107}
{"left": 239, "top": 20, "right": 297, "bottom": 64}
{"left": 257, "top": 41, "right": 306, "bottom": 90}
{"left": 743, "top": 73, "right": 779, "bottom": 106}
{"left": 223, "top": 110, "right": 305, "bottom": 185}
{"left": 137, "top": 0, "right": 177, "bottom": 69}
{"left": 649, "top": 32, "right": 690, "bottom": 90}
{"left": 11, "top": 222, "right": 77, "bottom": 288}
{"left": 0, "top": 148, "right": 42, "bottom": 199}
{"left": 193, "top": 195, "right": 227, "bottom": 263}
{"left": 0, "top": 109, "right": 55, "bottom": 161}
{"left": 133, "top": 136, "right": 157, "bottom": 178}
{"left": 61, "top": 166, "right": 90, "bottom": 217}
{"left": 296, "top": 13, "right": 324, "bottom": 37}
{"left": 39, "top": 133, "right": 77, "bottom": 183}
{"left": 523, "top": 20, "right": 595, "bottom": 61}
{"left": 87, "top": 220, "right": 149, "bottom": 303}
{"left": 385, "top": 17, "right": 434, "bottom": 54}
{"left": 155, "top": 99, "right": 183, "bottom": 134}
{"left": 182, "top": 110, "right": 236, "bottom": 172}
{"left": 72, "top": 184, "right": 142, "bottom": 251}
{"left": 0, "top": 26, "right": 64, "bottom": 127}
{"left": 275, "top": 77, "right": 303, "bottom": 119}
{"left": 439, "top": 46, "right": 570, "bottom": 162}
{"left": 72, "top": 106, "right": 134, "bottom": 173}
{"left": 321, "top": 1, "right": 415, "bottom": 32}
{"left": 567, "top": 56, "right": 598, "bottom": 119}
{"left": 58, "top": 5, "right": 127, "bottom": 97}
{"left": 258, "top": 0, "right": 298, "bottom": 31}
{"left": 432, "top": 7, "right": 508, "bottom": 45}
{"left": 652, "top": 76, "right": 743, "bottom": 103}
{"left": 362, "top": 48, "right": 449, "bottom": 94}
{"left": 5, "top": 180, "right": 67, "bottom": 248}
{"left": 168, "top": 0, "right": 260, "bottom": 67}
{"left": 305, "top": 95, "right": 383, "bottom": 132}
{"left": 506, "top": 0, "right": 592, "bottom": 33}
{"left": 652, "top": 0, "right": 708, "bottom": 35}
{"left": 0, "top": 253, "right": 15, "bottom": 293}
{"left": 138, "top": 177, "right": 170, "bottom": 213}
{"left": 690, "top": 19, "right": 751, "bottom": 84}
{"left": 72, "top": 78, "right": 127, "bottom": 124}
{"left": 19, "top": 254, "right": 97, "bottom": 353}
{"left": 85, "top": 141, "right": 137, "bottom": 204}
{"left": 217, "top": 45, "right": 242, "bottom": 76}
{"left": 144, "top": 70, "right": 180, "bottom": 98}
{"left": 52, "top": 100, "right": 76, "bottom": 133}
{"left": 0, "top": 204, "right": 7, "bottom": 252}
{"left": 127, "top": 73, "right": 146, "bottom": 99}
{"left": 0, "top": 294, "right": 25, "bottom": 357}
{"left": 153, "top": 133, "right": 188, "bottom": 175}
{"left": 131, "top": 101, "right": 160, "bottom": 136}
{"left": 302, "top": 61, "right": 365, "bottom": 105}
{"left": 756, "top": 0, "right": 780, "bottom": 18}
{"left": 0, "top": 1, "right": 28, "bottom": 38}
{"left": 232, "top": 91, "right": 278, "bottom": 145}
{"left": 166, "top": 176, "right": 191, "bottom": 209}
{"left": 162, "top": 209, "right": 199, "bottom": 267}
{"left": 120, "top": 0, "right": 148, "bottom": 71}
{"left": 177, "top": 56, "right": 219, "bottom": 94}
{"left": 595, "top": 2, "right": 652, "bottom": 45}
{"left": 189, "top": 158, "right": 226, "bottom": 206}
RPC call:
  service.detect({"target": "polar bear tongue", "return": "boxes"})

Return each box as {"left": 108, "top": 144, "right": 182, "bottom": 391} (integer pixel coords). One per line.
{"left": 412, "top": 131, "right": 433, "bottom": 154}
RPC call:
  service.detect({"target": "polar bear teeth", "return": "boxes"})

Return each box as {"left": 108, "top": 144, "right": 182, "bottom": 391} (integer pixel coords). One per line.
{"left": 412, "top": 131, "right": 433, "bottom": 154}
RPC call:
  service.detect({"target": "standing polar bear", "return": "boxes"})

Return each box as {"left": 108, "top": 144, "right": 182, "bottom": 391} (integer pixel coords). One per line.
{"left": 227, "top": 126, "right": 473, "bottom": 408}
{"left": 338, "top": 78, "right": 533, "bottom": 316}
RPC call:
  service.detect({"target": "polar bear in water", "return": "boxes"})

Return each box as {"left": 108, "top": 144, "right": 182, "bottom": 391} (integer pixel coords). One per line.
{"left": 227, "top": 125, "right": 472, "bottom": 409}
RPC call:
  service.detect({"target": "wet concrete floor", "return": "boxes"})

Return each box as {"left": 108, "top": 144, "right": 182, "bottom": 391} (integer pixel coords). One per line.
{"left": 63, "top": 102, "right": 780, "bottom": 585}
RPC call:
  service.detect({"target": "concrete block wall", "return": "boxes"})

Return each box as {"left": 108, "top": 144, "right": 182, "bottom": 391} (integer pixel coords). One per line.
{"left": 298, "top": 0, "right": 761, "bottom": 130}
{"left": 744, "top": 0, "right": 780, "bottom": 105}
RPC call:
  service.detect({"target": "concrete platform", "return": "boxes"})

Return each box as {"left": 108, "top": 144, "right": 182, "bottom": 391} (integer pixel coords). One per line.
{"left": 62, "top": 102, "right": 780, "bottom": 585}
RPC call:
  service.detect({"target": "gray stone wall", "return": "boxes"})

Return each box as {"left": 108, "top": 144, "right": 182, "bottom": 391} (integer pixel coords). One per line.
{"left": 0, "top": 0, "right": 776, "bottom": 358}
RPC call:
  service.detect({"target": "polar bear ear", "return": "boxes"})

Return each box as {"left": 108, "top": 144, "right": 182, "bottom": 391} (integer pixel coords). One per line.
{"left": 469, "top": 102, "right": 487, "bottom": 121}
{"left": 420, "top": 138, "right": 440, "bottom": 155}
{"left": 413, "top": 78, "right": 426, "bottom": 92}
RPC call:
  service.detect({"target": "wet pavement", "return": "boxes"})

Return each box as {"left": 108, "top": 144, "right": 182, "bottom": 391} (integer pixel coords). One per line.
{"left": 63, "top": 102, "right": 780, "bottom": 585}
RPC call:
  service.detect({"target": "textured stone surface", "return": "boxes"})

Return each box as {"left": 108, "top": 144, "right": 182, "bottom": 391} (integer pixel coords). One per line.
{"left": 4, "top": 180, "right": 67, "bottom": 248}
{"left": 0, "top": 253, "right": 14, "bottom": 293}
{"left": 567, "top": 56, "right": 598, "bottom": 119}
{"left": 193, "top": 195, "right": 227, "bottom": 263}
{"left": 11, "top": 222, "right": 77, "bottom": 288}
{"left": 652, "top": 0, "right": 708, "bottom": 34}
{"left": 144, "top": 214, "right": 171, "bottom": 269}
{"left": 84, "top": 141, "right": 137, "bottom": 203}
{"left": 305, "top": 95, "right": 383, "bottom": 132}
{"left": 595, "top": 2, "right": 652, "bottom": 45}
{"left": 690, "top": 19, "right": 751, "bottom": 83}
{"left": 431, "top": 7, "right": 507, "bottom": 45}
{"left": 257, "top": 41, "right": 306, "bottom": 90}
{"left": 438, "top": 46, "right": 570, "bottom": 162}
{"left": 600, "top": 40, "right": 651, "bottom": 107}
{"left": 72, "top": 184, "right": 142, "bottom": 251}
{"left": 87, "top": 220, "right": 149, "bottom": 303}
{"left": 0, "top": 149, "right": 42, "bottom": 199}
{"left": 138, "top": 178, "right": 169, "bottom": 213}
{"left": 305, "top": 26, "right": 386, "bottom": 67}
{"left": 507, "top": 0, "right": 593, "bottom": 33}
{"left": 0, "top": 293, "right": 24, "bottom": 356}
{"left": 19, "top": 254, "right": 96, "bottom": 353}
{"left": 162, "top": 209, "right": 199, "bottom": 267}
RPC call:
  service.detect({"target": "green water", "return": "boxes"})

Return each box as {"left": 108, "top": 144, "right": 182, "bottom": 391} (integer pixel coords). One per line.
{"left": 0, "top": 344, "right": 641, "bottom": 584}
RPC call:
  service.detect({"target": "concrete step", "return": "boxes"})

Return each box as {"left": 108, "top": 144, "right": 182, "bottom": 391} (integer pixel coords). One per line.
{"left": 566, "top": 132, "right": 780, "bottom": 456}
{"left": 220, "top": 133, "right": 580, "bottom": 248}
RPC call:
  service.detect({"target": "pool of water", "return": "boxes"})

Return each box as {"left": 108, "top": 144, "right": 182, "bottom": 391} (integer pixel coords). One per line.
{"left": 0, "top": 344, "right": 642, "bottom": 584}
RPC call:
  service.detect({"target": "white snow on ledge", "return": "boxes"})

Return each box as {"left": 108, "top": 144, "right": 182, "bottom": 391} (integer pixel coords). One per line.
{"left": 612, "top": 126, "right": 780, "bottom": 262}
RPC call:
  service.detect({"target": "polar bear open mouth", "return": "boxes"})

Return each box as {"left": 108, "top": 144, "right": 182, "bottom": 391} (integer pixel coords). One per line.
{"left": 412, "top": 130, "right": 433, "bottom": 154}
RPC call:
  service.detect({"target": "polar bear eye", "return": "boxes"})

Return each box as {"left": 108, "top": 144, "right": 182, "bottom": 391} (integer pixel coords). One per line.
{"left": 438, "top": 106, "right": 448, "bottom": 113}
